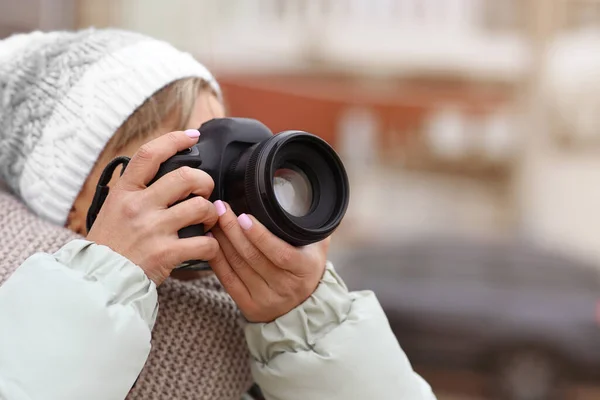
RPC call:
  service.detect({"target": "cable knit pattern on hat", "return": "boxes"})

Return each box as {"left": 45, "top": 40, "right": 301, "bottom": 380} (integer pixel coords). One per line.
{"left": 0, "top": 28, "right": 221, "bottom": 225}
{"left": 0, "top": 190, "right": 253, "bottom": 399}
{"left": 0, "top": 30, "right": 144, "bottom": 191}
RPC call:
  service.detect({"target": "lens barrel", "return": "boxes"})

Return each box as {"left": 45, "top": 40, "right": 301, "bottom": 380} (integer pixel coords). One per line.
{"left": 225, "top": 132, "right": 349, "bottom": 246}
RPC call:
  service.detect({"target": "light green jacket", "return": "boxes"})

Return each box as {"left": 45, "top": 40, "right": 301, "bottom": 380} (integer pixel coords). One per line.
{"left": 0, "top": 240, "right": 436, "bottom": 400}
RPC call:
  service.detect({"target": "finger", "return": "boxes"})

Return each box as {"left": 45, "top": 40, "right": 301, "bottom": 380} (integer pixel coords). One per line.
{"left": 120, "top": 130, "right": 200, "bottom": 188}
{"left": 211, "top": 225, "right": 269, "bottom": 292}
{"left": 206, "top": 235, "right": 252, "bottom": 304}
{"left": 236, "top": 213, "right": 301, "bottom": 270}
{"left": 146, "top": 166, "right": 214, "bottom": 207}
{"left": 161, "top": 196, "right": 218, "bottom": 232}
{"left": 214, "top": 201, "right": 277, "bottom": 279}
{"left": 168, "top": 234, "right": 219, "bottom": 266}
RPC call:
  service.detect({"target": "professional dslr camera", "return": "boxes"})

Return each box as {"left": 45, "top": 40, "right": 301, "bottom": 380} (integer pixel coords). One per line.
{"left": 87, "top": 118, "right": 349, "bottom": 261}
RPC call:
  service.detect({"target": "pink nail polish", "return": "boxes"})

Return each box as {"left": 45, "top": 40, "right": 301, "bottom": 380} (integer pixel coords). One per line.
{"left": 206, "top": 231, "right": 214, "bottom": 238}
{"left": 184, "top": 129, "right": 200, "bottom": 138}
{"left": 238, "top": 214, "right": 253, "bottom": 230}
{"left": 214, "top": 200, "right": 226, "bottom": 216}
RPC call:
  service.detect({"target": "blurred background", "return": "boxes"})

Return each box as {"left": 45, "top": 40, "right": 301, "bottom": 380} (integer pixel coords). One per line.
{"left": 2, "top": 0, "right": 600, "bottom": 399}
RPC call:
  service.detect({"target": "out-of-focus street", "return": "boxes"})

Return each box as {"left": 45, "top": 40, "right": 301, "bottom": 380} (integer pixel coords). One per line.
{"left": 428, "top": 368, "right": 600, "bottom": 400}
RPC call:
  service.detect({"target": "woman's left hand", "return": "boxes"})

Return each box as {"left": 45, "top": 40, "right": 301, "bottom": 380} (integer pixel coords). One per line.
{"left": 207, "top": 200, "right": 329, "bottom": 323}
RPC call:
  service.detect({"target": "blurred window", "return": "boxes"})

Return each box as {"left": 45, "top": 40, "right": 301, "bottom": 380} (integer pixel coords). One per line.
{"left": 482, "top": 0, "right": 525, "bottom": 33}
{"left": 564, "top": 0, "right": 600, "bottom": 31}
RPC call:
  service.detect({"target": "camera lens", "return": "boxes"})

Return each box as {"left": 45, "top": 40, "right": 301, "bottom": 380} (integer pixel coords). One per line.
{"left": 273, "top": 166, "right": 313, "bottom": 217}
{"left": 225, "top": 131, "right": 350, "bottom": 246}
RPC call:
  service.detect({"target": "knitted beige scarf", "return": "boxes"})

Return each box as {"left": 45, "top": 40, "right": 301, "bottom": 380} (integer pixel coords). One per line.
{"left": 0, "top": 189, "right": 254, "bottom": 399}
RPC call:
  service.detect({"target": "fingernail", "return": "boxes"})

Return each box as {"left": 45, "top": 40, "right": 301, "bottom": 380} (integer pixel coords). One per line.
{"left": 184, "top": 129, "right": 200, "bottom": 138}
{"left": 214, "top": 200, "right": 226, "bottom": 216}
{"left": 206, "top": 231, "right": 214, "bottom": 238}
{"left": 238, "top": 213, "right": 253, "bottom": 230}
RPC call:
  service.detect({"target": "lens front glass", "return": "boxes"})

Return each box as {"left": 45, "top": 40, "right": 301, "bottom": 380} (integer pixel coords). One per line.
{"left": 273, "top": 166, "right": 313, "bottom": 217}
{"left": 232, "top": 131, "right": 349, "bottom": 246}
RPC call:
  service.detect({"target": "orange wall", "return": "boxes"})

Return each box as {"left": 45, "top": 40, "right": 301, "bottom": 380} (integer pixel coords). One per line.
{"left": 220, "top": 81, "right": 345, "bottom": 145}
{"left": 218, "top": 75, "right": 512, "bottom": 152}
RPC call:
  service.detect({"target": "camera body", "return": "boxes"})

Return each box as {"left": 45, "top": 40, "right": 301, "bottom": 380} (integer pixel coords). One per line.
{"left": 150, "top": 118, "right": 274, "bottom": 239}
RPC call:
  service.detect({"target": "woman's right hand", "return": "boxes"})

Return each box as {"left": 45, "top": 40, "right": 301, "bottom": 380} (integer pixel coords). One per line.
{"left": 87, "top": 130, "right": 219, "bottom": 285}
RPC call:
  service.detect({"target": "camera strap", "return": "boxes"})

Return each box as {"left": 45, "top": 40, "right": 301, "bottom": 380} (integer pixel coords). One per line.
{"left": 86, "top": 156, "right": 130, "bottom": 233}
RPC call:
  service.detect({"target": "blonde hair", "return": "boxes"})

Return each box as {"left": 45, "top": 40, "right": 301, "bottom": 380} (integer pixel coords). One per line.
{"left": 105, "top": 77, "right": 215, "bottom": 153}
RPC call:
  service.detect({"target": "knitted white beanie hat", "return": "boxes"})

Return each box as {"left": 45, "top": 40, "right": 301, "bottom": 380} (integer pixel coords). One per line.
{"left": 0, "top": 28, "right": 220, "bottom": 225}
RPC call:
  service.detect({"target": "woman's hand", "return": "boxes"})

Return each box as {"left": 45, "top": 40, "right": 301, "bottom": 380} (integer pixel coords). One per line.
{"left": 87, "top": 130, "right": 219, "bottom": 285}
{"left": 207, "top": 200, "right": 330, "bottom": 323}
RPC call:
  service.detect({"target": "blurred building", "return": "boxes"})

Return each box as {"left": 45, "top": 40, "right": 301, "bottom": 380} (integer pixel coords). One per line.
{"left": 71, "top": 0, "right": 527, "bottom": 246}
{"left": 4, "top": 0, "right": 600, "bottom": 265}
{"left": 0, "top": 0, "right": 75, "bottom": 36}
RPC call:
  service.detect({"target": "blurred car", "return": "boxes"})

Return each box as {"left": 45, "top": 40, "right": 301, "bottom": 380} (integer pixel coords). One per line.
{"left": 332, "top": 237, "right": 600, "bottom": 400}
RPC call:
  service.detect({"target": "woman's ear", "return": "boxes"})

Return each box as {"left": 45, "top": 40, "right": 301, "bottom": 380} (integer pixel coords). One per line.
{"left": 66, "top": 152, "right": 112, "bottom": 236}
{"left": 65, "top": 203, "right": 87, "bottom": 236}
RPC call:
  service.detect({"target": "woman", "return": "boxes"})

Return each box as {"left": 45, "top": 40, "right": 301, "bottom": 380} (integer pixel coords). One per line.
{"left": 0, "top": 28, "right": 435, "bottom": 400}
